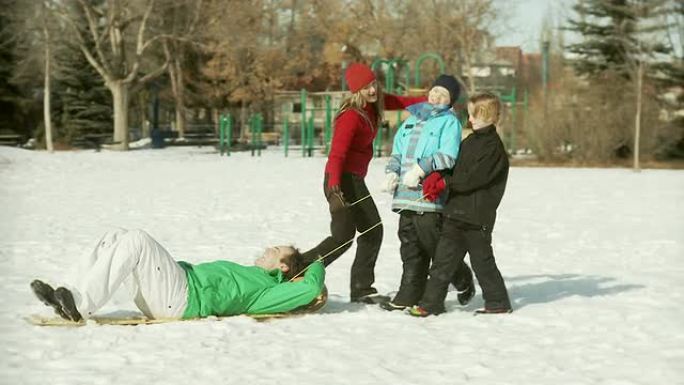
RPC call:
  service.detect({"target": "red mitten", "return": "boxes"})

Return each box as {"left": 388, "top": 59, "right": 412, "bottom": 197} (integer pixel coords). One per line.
{"left": 422, "top": 172, "right": 446, "bottom": 202}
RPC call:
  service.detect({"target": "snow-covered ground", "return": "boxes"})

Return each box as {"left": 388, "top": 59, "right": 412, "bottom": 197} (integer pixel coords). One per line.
{"left": 1, "top": 146, "right": 682, "bottom": 385}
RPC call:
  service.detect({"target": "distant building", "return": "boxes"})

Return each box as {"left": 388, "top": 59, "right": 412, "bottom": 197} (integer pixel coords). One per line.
{"left": 496, "top": 47, "right": 523, "bottom": 72}
{"left": 462, "top": 46, "right": 523, "bottom": 94}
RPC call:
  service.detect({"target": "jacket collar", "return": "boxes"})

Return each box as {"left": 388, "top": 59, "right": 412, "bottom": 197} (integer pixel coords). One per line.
{"left": 265, "top": 268, "right": 286, "bottom": 283}
{"left": 407, "top": 102, "right": 452, "bottom": 121}
{"left": 473, "top": 124, "right": 496, "bottom": 135}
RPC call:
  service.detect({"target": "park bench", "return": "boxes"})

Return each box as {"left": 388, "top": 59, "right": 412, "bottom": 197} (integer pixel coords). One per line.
{"left": 0, "top": 134, "right": 24, "bottom": 147}
{"left": 165, "top": 128, "right": 218, "bottom": 147}
{"left": 71, "top": 133, "right": 115, "bottom": 151}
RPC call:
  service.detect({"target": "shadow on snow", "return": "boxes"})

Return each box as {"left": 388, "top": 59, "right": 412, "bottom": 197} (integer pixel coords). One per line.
{"left": 502, "top": 274, "right": 644, "bottom": 311}
{"left": 319, "top": 274, "right": 644, "bottom": 314}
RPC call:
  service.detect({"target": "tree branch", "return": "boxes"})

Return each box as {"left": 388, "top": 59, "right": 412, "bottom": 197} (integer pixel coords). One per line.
{"left": 53, "top": 4, "right": 111, "bottom": 83}
{"left": 163, "top": 40, "right": 179, "bottom": 97}
{"left": 139, "top": 34, "right": 165, "bottom": 54}
{"left": 77, "top": 0, "right": 113, "bottom": 75}
{"left": 130, "top": 61, "right": 169, "bottom": 93}
{"left": 186, "top": 0, "right": 204, "bottom": 36}
{"left": 123, "top": 0, "right": 155, "bottom": 84}
{"left": 135, "top": 0, "right": 155, "bottom": 57}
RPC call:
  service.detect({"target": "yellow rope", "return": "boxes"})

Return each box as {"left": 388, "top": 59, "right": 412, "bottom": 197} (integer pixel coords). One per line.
{"left": 288, "top": 193, "right": 427, "bottom": 282}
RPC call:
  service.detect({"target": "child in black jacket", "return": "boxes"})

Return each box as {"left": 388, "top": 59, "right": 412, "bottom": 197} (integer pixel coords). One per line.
{"left": 411, "top": 92, "right": 512, "bottom": 316}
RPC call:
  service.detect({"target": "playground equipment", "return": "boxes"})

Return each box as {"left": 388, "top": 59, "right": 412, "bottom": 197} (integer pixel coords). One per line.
{"left": 217, "top": 51, "right": 529, "bottom": 159}
{"left": 370, "top": 52, "right": 446, "bottom": 92}
{"left": 218, "top": 114, "right": 232, "bottom": 156}
{"left": 414, "top": 53, "right": 446, "bottom": 88}
{"left": 275, "top": 90, "right": 338, "bottom": 158}
{"left": 249, "top": 113, "right": 264, "bottom": 157}
{"left": 371, "top": 58, "right": 409, "bottom": 93}
{"left": 218, "top": 53, "right": 450, "bottom": 159}
{"left": 218, "top": 112, "right": 266, "bottom": 157}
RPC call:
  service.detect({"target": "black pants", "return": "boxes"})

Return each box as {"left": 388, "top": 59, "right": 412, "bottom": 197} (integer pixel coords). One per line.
{"left": 393, "top": 212, "right": 473, "bottom": 306}
{"left": 420, "top": 218, "right": 510, "bottom": 313}
{"left": 302, "top": 173, "right": 383, "bottom": 299}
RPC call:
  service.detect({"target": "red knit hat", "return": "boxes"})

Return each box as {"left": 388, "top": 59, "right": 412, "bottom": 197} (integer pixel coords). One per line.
{"left": 345, "top": 63, "right": 376, "bottom": 93}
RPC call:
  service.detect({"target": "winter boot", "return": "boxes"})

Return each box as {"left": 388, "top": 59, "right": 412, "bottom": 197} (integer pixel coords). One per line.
{"left": 54, "top": 287, "right": 83, "bottom": 322}
{"left": 474, "top": 307, "right": 512, "bottom": 315}
{"left": 408, "top": 305, "right": 435, "bottom": 317}
{"left": 351, "top": 293, "right": 391, "bottom": 305}
{"left": 457, "top": 281, "right": 476, "bottom": 306}
{"left": 30, "top": 280, "right": 70, "bottom": 320}
{"left": 379, "top": 301, "right": 408, "bottom": 312}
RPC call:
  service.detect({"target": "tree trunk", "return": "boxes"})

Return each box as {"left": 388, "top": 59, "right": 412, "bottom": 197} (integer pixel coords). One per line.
{"left": 43, "top": 25, "right": 54, "bottom": 152}
{"left": 110, "top": 81, "right": 130, "bottom": 150}
{"left": 139, "top": 92, "right": 149, "bottom": 138}
{"left": 174, "top": 59, "right": 186, "bottom": 138}
{"left": 212, "top": 108, "right": 219, "bottom": 136}
{"left": 59, "top": 0, "right": 167, "bottom": 151}
{"left": 167, "top": 43, "right": 186, "bottom": 139}
{"left": 240, "top": 100, "right": 247, "bottom": 140}
{"left": 286, "top": 0, "right": 297, "bottom": 53}
{"left": 633, "top": 60, "right": 643, "bottom": 172}
{"left": 463, "top": 52, "right": 476, "bottom": 93}
{"left": 457, "top": 2, "right": 476, "bottom": 93}
{"left": 175, "top": 99, "right": 186, "bottom": 138}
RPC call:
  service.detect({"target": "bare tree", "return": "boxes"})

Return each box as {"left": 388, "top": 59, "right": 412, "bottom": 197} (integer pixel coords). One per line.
{"left": 160, "top": 0, "right": 203, "bottom": 139}
{"left": 449, "top": 0, "right": 497, "bottom": 92}
{"left": 617, "top": 0, "right": 672, "bottom": 171}
{"left": 343, "top": 0, "right": 495, "bottom": 91}
{"left": 41, "top": 4, "right": 54, "bottom": 152}
{"left": 55, "top": 0, "right": 168, "bottom": 150}
{"left": 7, "top": 0, "right": 63, "bottom": 151}
{"left": 199, "top": 0, "right": 271, "bottom": 138}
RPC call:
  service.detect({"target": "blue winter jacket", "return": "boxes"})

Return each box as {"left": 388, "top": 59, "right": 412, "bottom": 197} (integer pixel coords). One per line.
{"left": 386, "top": 102, "right": 462, "bottom": 213}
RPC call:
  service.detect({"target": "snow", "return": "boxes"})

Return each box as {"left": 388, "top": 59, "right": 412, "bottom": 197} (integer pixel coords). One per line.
{"left": 1, "top": 146, "right": 683, "bottom": 385}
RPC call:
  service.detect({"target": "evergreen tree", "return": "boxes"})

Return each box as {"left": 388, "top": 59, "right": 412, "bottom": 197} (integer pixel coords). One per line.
{"left": 55, "top": 39, "right": 112, "bottom": 143}
{"left": 565, "top": 0, "right": 681, "bottom": 164}
{"left": 0, "top": 15, "right": 22, "bottom": 135}
{"left": 653, "top": 1, "right": 683, "bottom": 90}
{"left": 566, "top": 0, "right": 672, "bottom": 79}
{"left": 0, "top": 0, "right": 34, "bottom": 139}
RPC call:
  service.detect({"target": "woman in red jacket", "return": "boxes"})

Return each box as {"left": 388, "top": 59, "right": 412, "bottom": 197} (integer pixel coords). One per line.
{"left": 302, "top": 63, "right": 424, "bottom": 304}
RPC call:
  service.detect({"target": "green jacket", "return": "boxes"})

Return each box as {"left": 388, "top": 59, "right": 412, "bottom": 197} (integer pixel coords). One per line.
{"left": 178, "top": 260, "right": 325, "bottom": 319}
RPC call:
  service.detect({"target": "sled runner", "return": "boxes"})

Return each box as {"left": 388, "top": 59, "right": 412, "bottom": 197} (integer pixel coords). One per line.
{"left": 28, "top": 286, "right": 328, "bottom": 327}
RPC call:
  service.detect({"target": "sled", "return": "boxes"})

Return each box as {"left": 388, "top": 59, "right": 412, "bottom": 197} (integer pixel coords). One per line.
{"left": 28, "top": 286, "right": 328, "bottom": 327}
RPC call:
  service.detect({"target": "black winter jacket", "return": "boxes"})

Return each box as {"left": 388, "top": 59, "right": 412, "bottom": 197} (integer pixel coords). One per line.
{"left": 441, "top": 125, "right": 509, "bottom": 231}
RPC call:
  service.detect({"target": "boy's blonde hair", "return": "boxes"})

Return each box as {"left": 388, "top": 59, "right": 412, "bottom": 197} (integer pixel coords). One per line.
{"left": 468, "top": 92, "right": 501, "bottom": 125}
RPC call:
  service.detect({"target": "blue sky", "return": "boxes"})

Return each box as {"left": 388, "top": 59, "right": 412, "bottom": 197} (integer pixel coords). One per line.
{"left": 498, "top": 0, "right": 683, "bottom": 57}
{"left": 494, "top": 0, "right": 577, "bottom": 53}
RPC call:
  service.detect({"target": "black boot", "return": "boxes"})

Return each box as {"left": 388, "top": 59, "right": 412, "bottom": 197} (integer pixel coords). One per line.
{"left": 54, "top": 287, "right": 83, "bottom": 322}
{"left": 474, "top": 307, "right": 512, "bottom": 315}
{"left": 457, "top": 281, "right": 476, "bottom": 306}
{"left": 379, "top": 301, "right": 407, "bottom": 311}
{"left": 451, "top": 261, "right": 476, "bottom": 306}
{"left": 30, "top": 280, "right": 70, "bottom": 320}
{"left": 351, "top": 293, "right": 391, "bottom": 304}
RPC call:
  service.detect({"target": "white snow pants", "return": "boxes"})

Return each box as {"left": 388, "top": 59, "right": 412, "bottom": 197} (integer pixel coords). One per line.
{"left": 73, "top": 228, "right": 188, "bottom": 319}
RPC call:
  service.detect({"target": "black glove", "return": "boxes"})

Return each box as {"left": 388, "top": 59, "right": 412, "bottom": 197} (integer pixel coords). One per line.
{"left": 326, "top": 184, "right": 348, "bottom": 213}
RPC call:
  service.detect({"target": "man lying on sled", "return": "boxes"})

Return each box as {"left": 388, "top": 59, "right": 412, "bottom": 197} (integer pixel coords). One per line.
{"left": 31, "top": 228, "right": 325, "bottom": 322}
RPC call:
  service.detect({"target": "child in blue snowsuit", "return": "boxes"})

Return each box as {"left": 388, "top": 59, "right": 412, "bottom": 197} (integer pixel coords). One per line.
{"left": 380, "top": 75, "right": 475, "bottom": 311}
